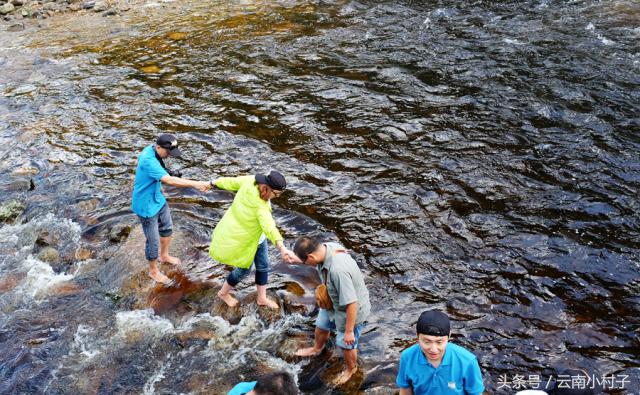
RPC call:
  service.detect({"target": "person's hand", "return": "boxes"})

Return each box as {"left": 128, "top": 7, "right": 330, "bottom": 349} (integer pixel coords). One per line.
{"left": 343, "top": 330, "right": 355, "bottom": 346}
{"left": 196, "top": 181, "right": 210, "bottom": 192}
{"left": 281, "top": 248, "right": 301, "bottom": 264}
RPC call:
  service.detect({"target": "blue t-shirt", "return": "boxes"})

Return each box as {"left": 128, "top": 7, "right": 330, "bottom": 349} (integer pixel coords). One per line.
{"left": 227, "top": 381, "right": 257, "bottom": 395}
{"left": 131, "top": 145, "right": 169, "bottom": 218}
{"left": 396, "top": 342, "right": 485, "bottom": 395}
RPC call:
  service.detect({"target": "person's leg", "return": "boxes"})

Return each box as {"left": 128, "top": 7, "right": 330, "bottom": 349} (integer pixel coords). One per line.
{"left": 157, "top": 204, "right": 180, "bottom": 265}
{"left": 254, "top": 240, "right": 278, "bottom": 309}
{"left": 217, "top": 266, "right": 251, "bottom": 307}
{"left": 333, "top": 324, "right": 363, "bottom": 385}
{"left": 140, "top": 214, "right": 170, "bottom": 283}
{"left": 296, "top": 309, "right": 333, "bottom": 356}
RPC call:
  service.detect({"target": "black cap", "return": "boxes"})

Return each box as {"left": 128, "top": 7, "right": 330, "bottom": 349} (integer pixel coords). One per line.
{"left": 156, "top": 134, "right": 182, "bottom": 157}
{"left": 255, "top": 170, "right": 286, "bottom": 191}
{"left": 417, "top": 310, "right": 450, "bottom": 337}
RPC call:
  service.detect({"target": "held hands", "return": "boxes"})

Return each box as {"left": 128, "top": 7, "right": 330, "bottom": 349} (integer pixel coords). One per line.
{"left": 280, "top": 247, "right": 301, "bottom": 264}
{"left": 196, "top": 181, "right": 211, "bottom": 193}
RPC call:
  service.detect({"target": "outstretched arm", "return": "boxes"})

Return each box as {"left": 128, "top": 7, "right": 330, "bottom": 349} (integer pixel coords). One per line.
{"left": 161, "top": 175, "right": 210, "bottom": 192}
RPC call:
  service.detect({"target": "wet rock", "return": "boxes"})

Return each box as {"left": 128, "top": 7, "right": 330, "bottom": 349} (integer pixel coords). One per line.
{"left": 210, "top": 298, "right": 244, "bottom": 325}
{"left": 36, "top": 230, "right": 60, "bottom": 247}
{"left": 99, "top": 225, "right": 192, "bottom": 288}
{"left": 74, "top": 247, "right": 94, "bottom": 260}
{"left": 275, "top": 332, "right": 312, "bottom": 362}
{"left": 109, "top": 223, "right": 131, "bottom": 243}
{"left": 0, "top": 200, "right": 25, "bottom": 223}
{"left": 81, "top": 1, "right": 94, "bottom": 9}
{"left": 377, "top": 126, "right": 408, "bottom": 142}
{"left": 6, "top": 84, "right": 37, "bottom": 96}
{"left": 38, "top": 247, "right": 61, "bottom": 264}
{"left": 71, "top": 198, "right": 100, "bottom": 214}
{"left": 0, "top": 273, "right": 25, "bottom": 293}
{"left": 7, "top": 22, "right": 25, "bottom": 31}
{"left": 50, "top": 282, "right": 82, "bottom": 296}
{"left": 175, "top": 326, "right": 217, "bottom": 346}
{"left": 11, "top": 0, "right": 25, "bottom": 6}
{"left": 12, "top": 165, "right": 39, "bottom": 176}
{"left": 26, "top": 337, "right": 48, "bottom": 345}
{"left": 245, "top": 292, "right": 284, "bottom": 325}
{"left": 6, "top": 177, "right": 34, "bottom": 192}
{"left": 0, "top": 3, "right": 15, "bottom": 14}
{"left": 93, "top": 0, "right": 107, "bottom": 11}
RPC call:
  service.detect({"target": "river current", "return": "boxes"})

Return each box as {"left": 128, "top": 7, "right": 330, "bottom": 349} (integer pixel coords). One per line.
{"left": 0, "top": 0, "right": 639, "bottom": 394}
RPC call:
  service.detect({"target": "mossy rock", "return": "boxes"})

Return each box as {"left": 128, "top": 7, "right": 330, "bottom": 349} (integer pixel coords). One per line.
{"left": 38, "top": 247, "right": 60, "bottom": 264}
{"left": 0, "top": 200, "right": 25, "bottom": 223}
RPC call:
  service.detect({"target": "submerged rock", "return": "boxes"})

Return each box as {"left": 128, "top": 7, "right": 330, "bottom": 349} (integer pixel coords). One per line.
{"left": 36, "top": 230, "right": 60, "bottom": 247}
{"left": 0, "top": 200, "right": 25, "bottom": 223}
{"left": 38, "top": 247, "right": 61, "bottom": 264}
{"left": 109, "top": 223, "right": 131, "bottom": 242}
{"left": 0, "top": 3, "right": 15, "bottom": 14}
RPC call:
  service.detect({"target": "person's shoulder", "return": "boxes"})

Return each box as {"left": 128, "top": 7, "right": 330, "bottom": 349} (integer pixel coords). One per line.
{"left": 448, "top": 342, "right": 478, "bottom": 362}
{"left": 400, "top": 343, "right": 421, "bottom": 358}
{"left": 138, "top": 146, "right": 155, "bottom": 161}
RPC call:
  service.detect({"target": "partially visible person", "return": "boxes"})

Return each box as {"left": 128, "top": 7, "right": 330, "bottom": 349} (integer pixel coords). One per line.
{"left": 396, "top": 310, "right": 485, "bottom": 395}
{"left": 227, "top": 371, "right": 298, "bottom": 395}
{"left": 290, "top": 236, "right": 371, "bottom": 385}
{"left": 209, "top": 170, "right": 298, "bottom": 310}
{"left": 131, "top": 133, "right": 211, "bottom": 283}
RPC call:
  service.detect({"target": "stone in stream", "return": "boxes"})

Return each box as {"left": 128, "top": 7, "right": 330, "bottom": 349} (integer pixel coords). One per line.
{"left": 108, "top": 223, "right": 131, "bottom": 242}
{"left": 0, "top": 3, "right": 15, "bottom": 14}
{"left": 93, "top": 1, "right": 107, "bottom": 12}
{"left": 6, "top": 177, "right": 35, "bottom": 192}
{"left": 36, "top": 230, "right": 60, "bottom": 247}
{"left": 37, "top": 246, "right": 61, "bottom": 264}
{"left": 0, "top": 200, "right": 25, "bottom": 223}
{"left": 7, "top": 22, "right": 25, "bottom": 31}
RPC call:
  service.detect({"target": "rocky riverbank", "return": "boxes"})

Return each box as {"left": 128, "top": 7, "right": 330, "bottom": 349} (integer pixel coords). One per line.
{"left": 1, "top": 0, "right": 132, "bottom": 30}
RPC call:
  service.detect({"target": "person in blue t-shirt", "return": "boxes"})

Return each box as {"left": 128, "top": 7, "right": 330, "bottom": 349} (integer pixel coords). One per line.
{"left": 131, "top": 134, "right": 211, "bottom": 284}
{"left": 397, "top": 310, "right": 485, "bottom": 395}
{"left": 227, "top": 371, "right": 298, "bottom": 395}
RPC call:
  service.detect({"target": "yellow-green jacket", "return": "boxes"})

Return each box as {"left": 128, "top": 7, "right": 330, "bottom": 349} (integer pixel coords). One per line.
{"left": 209, "top": 175, "right": 283, "bottom": 268}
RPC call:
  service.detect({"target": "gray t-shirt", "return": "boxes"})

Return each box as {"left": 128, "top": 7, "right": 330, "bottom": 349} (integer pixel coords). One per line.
{"left": 317, "top": 242, "right": 371, "bottom": 331}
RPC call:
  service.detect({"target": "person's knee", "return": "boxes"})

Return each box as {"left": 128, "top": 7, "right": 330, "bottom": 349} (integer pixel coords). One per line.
{"left": 159, "top": 229, "right": 172, "bottom": 237}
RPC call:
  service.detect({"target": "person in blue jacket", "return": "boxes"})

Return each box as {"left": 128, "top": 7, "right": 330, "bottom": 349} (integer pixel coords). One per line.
{"left": 131, "top": 134, "right": 211, "bottom": 283}
{"left": 397, "top": 310, "right": 485, "bottom": 395}
{"left": 227, "top": 371, "right": 297, "bottom": 395}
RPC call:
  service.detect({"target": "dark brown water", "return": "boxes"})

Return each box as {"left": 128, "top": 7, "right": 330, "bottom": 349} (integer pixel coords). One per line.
{"left": 1, "top": 0, "right": 639, "bottom": 394}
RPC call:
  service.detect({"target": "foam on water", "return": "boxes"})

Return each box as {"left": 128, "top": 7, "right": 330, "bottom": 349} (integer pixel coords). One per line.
{"left": 72, "top": 324, "right": 101, "bottom": 360}
{"left": 17, "top": 256, "right": 75, "bottom": 300}
{"left": 115, "top": 309, "right": 176, "bottom": 340}
{"left": 142, "top": 360, "right": 167, "bottom": 395}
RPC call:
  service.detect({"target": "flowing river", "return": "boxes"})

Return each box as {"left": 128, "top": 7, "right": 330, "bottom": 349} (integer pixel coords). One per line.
{"left": 1, "top": 0, "right": 639, "bottom": 393}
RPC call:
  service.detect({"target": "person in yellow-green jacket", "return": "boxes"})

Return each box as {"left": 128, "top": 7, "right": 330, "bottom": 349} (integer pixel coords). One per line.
{"left": 209, "top": 170, "right": 298, "bottom": 310}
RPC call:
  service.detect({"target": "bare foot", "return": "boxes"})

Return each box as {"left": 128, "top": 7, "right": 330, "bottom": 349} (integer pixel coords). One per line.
{"left": 257, "top": 297, "right": 279, "bottom": 310}
{"left": 333, "top": 367, "right": 357, "bottom": 386}
{"left": 217, "top": 290, "right": 239, "bottom": 307}
{"left": 159, "top": 255, "right": 182, "bottom": 265}
{"left": 295, "top": 347, "right": 321, "bottom": 357}
{"left": 149, "top": 269, "right": 171, "bottom": 284}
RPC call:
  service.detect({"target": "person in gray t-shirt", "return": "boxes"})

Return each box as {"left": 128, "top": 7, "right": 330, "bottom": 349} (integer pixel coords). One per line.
{"left": 290, "top": 236, "right": 371, "bottom": 386}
